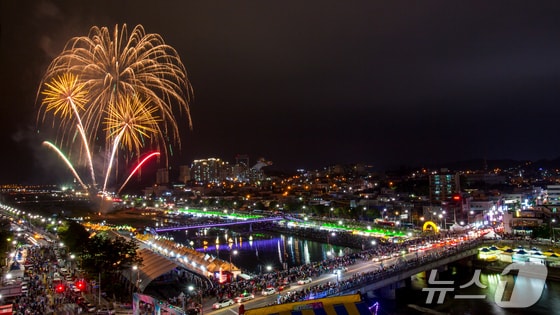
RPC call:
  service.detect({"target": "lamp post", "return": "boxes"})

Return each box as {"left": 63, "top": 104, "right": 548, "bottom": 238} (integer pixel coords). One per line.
{"left": 70, "top": 254, "right": 75, "bottom": 272}
{"left": 229, "top": 249, "right": 238, "bottom": 266}
{"left": 336, "top": 269, "right": 341, "bottom": 284}
{"left": 550, "top": 219, "right": 556, "bottom": 243}
{"left": 188, "top": 285, "right": 203, "bottom": 315}
{"left": 230, "top": 249, "right": 238, "bottom": 281}
{"left": 132, "top": 265, "right": 140, "bottom": 292}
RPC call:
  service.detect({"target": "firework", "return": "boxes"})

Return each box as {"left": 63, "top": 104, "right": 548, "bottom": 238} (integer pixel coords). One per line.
{"left": 117, "top": 152, "right": 160, "bottom": 195}
{"left": 42, "top": 141, "right": 87, "bottom": 190}
{"left": 37, "top": 24, "right": 193, "bottom": 192}
{"left": 102, "top": 94, "right": 161, "bottom": 192}
{"left": 39, "top": 73, "right": 96, "bottom": 186}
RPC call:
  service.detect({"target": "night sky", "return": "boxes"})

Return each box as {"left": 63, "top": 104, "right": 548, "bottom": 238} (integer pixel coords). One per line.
{"left": 2, "top": 1, "right": 560, "bottom": 184}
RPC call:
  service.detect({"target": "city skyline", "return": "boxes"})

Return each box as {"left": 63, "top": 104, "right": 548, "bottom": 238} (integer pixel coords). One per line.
{"left": 2, "top": 1, "right": 560, "bottom": 185}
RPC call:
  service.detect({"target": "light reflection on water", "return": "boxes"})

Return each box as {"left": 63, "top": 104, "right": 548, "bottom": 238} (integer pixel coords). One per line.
{"left": 167, "top": 231, "right": 354, "bottom": 274}
{"left": 166, "top": 229, "right": 559, "bottom": 314}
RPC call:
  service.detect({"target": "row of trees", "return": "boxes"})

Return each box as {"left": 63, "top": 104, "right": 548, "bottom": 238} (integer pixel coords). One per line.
{"left": 0, "top": 218, "right": 14, "bottom": 266}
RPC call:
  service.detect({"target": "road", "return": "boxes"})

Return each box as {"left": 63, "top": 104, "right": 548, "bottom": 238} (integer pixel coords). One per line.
{"left": 204, "top": 254, "right": 413, "bottom": 314}
{"left": 203, "top": 238, "right": 476, "bottom": 315}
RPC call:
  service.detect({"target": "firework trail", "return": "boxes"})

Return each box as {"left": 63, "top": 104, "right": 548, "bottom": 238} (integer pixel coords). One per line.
{"left": 42, "top": 141, "right": 87, "bottom": 190}
{"left": 117, "top": 152, "right": 160, "bottom": 194}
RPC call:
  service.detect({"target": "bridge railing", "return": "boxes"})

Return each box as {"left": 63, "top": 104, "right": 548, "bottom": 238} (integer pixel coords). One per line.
{"left": 295, "top": 240, "right": 485, "bottom": 301}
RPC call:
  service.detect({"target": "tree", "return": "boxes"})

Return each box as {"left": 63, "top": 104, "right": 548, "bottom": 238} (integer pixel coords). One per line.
{"left": 80, "top": 233, "right": 142, "bottom": 275}
{"left": 58, "top": 220, "right": 90, "bottom": 253}
{"left": 0, "top": 218, "right": 13, "bottom": 263}
{"left": 80, "top": 233, "right": 143, "bottom": 301}
{"left": 531, "top": 224, "right": 550, "bottom": 239}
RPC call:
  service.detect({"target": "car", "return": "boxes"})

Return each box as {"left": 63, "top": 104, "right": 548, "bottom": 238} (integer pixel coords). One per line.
{"left": 212, "top": 298, "right": 234, "bottom": 309}
{"left": 277, "top": 283, "right": 291, "bottom": 291}
{"left": 297, "top": 277, "right": 312, "bottom": 285}
{"left": 84, "top": 303, "right": 96, "bottom": 313}
{"left": 332, "top": 267, "right": 348, "bottom": 274}
{"left": 234, "top": 292, "right": 255, "bottom": 303}
{"left": 261, "top": 287, "right": 277, "bottom": 296}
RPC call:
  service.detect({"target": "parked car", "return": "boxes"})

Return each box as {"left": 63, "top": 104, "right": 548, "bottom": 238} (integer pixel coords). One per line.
{"left": 297, "top": 277, "right": 312, "bottom": 285}
{"left": 234, "top": 292, "right": 255, "bottom": 303}
{"left": 261, "top": 287, "right": 277, "bottom": 296}
{"left": 212, "top": 298, "right": 234, "bottom": 309}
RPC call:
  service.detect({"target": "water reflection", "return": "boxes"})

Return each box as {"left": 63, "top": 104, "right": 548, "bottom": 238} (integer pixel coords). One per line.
{"left": 167, "top": 230, "right": 354, "bottom": 274}
{"left": 396, "top": 266, "right": 560, "bottom": 315}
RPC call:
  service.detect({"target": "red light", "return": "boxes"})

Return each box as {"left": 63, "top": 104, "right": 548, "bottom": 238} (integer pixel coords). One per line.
{"left": 452, "top": 195, "right": 461, "bottom": 201}
{"left": 56, "top": 284, "right": 65, "bottom": 293}
{"left": 76, "top": 281, "right": 85, "bottom": 290}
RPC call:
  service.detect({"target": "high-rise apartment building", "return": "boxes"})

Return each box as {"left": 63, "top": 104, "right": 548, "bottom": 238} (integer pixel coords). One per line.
{"left": 429, "top": 170, "right": 460, "bottom": 203}
{"left": 191, "top": 158, "right": 229, "bottom": 183}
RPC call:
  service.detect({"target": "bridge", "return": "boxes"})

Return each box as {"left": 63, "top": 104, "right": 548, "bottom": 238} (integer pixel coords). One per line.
{"left": 334, "top": 241, "right": 485, "bottom": 299}
{"left": 153, "top": 216, "right": 283, "bottom": 233}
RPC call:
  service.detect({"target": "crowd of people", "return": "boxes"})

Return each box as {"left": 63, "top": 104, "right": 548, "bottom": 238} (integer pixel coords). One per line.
{"left": 5, "top": 244, "right": 91, "bottom": 314}
{"left": 155, "top": 227, "right": 484, "bottom": 313}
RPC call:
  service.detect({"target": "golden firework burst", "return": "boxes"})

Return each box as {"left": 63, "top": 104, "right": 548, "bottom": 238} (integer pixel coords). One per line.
{"left": 104, "top": 94, "right": 162, "bottom": 157}
{"left": 37, "top": 24, "right": 193, "bottom": 191}
{"left": 39, "top": 73, "right": 88, "bottom": 139}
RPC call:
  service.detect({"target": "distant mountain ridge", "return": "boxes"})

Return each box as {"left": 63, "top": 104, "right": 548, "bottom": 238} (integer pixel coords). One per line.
{"left": 421, "top": 157, "right": 560, "bottom": 173}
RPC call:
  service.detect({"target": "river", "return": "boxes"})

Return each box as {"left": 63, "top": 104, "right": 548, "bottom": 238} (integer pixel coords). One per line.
{"left": 165, "top": 229, "right": 356, "bottom": 274}
{"left": 386, "top": 263, "right": 560, "bottom": 315}
{"left": 165, "top": 228, "right": 559, "bottom": 315}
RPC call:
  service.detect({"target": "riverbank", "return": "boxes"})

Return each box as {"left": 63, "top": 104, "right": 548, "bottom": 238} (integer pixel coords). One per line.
{"left": 268, "top": 225, "right": 369, "bottom": 250}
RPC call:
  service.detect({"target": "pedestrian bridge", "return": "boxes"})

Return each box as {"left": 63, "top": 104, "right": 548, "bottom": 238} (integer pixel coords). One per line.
{"left": 153, "top": 216, "right": 283, "bottom": 233}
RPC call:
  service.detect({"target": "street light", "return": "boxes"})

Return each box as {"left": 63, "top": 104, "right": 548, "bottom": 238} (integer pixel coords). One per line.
{"left": 551, "top": 219, "right": 556, "bottom": 243}
{"left": 69, "top": 254, "right": 75, "bottom": 272}
{"left": 230, "top": 249, "right": 238, "bottom": 265}
{"left": 230, "top": 249, "right": 238, "bottom": 281}
{"left": 327, "top": 232, "right": 335, "bottom": 246}
{"left": 335, "top": 269, "right": 341, "bottom": 284}
{"left": 188, "top": 285, "right": 203, "bottom": 315}
{"left": 132, "top": 265, "right": 140, "bottom": 292}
